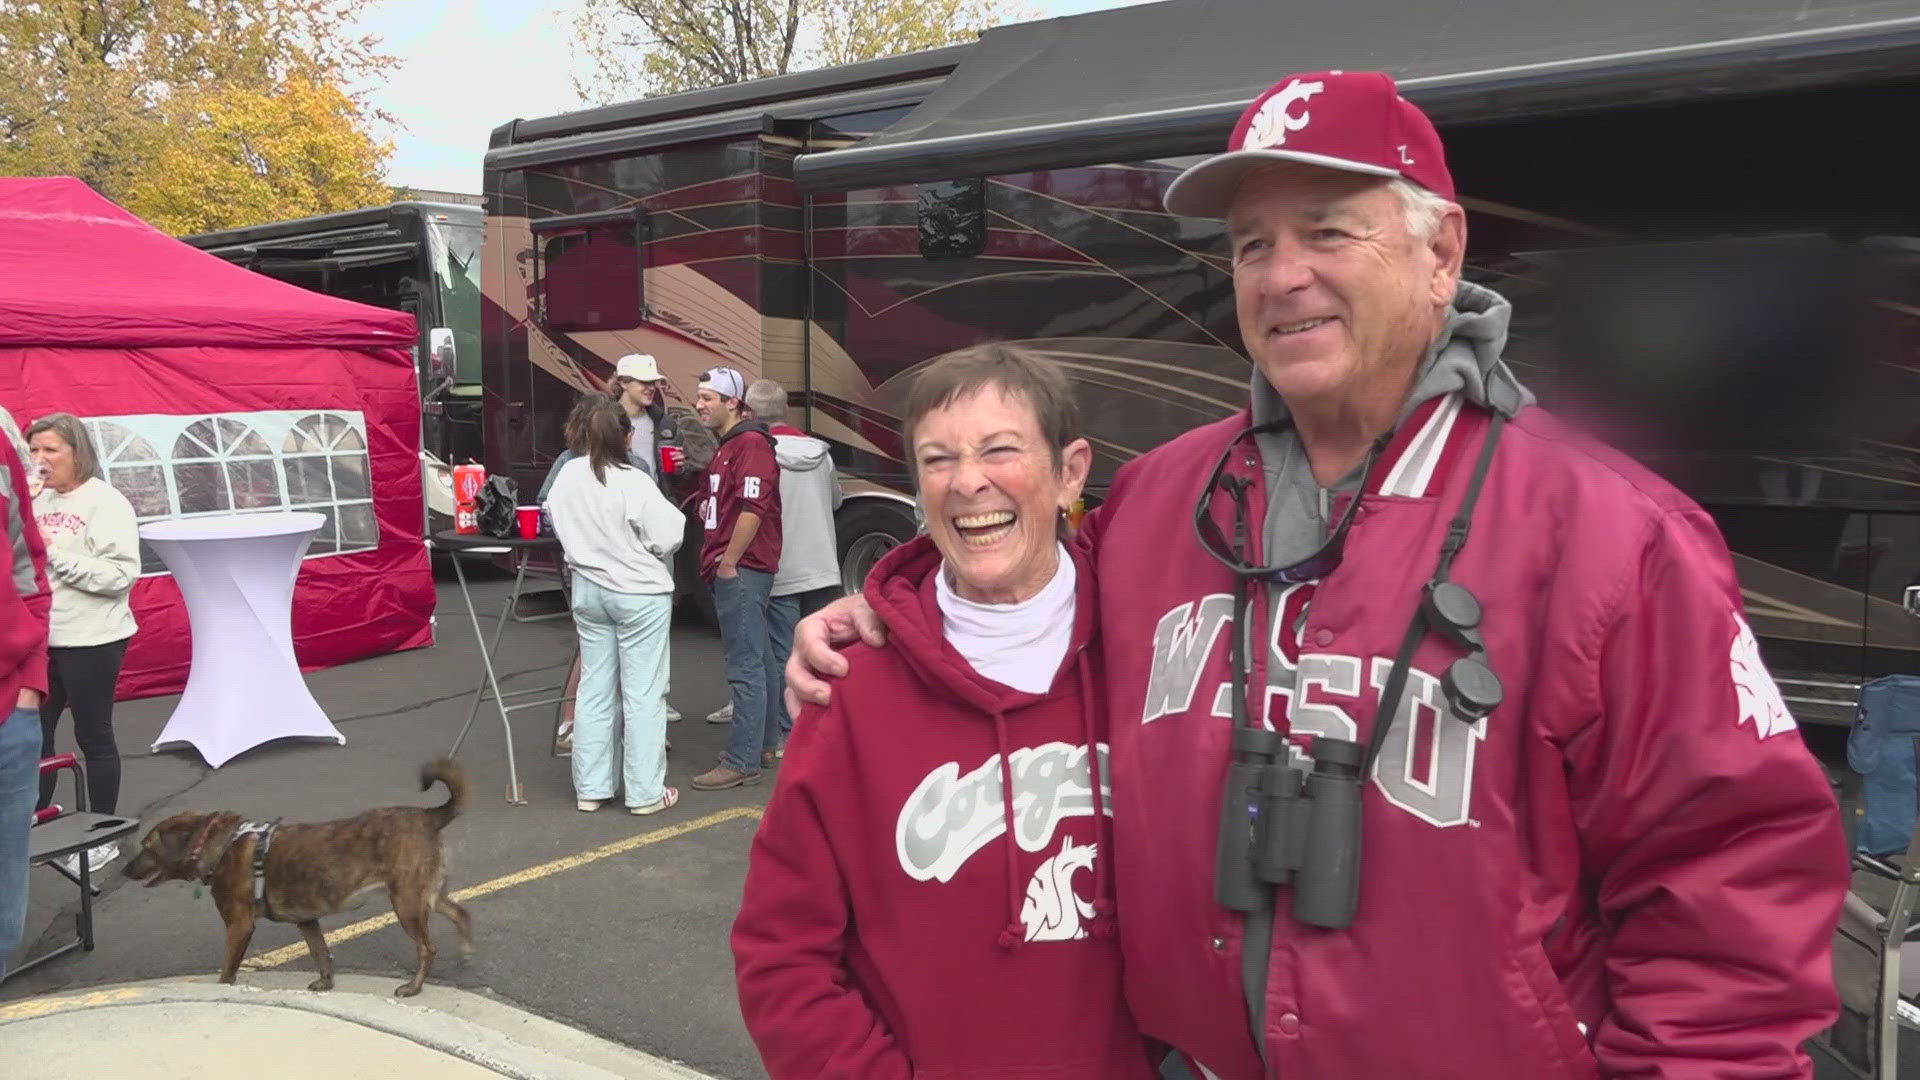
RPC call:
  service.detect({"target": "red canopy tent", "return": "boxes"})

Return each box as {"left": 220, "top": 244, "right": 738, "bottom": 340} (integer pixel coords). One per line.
{"left": 0, "top": 177, "right": 435, "bottom": 698}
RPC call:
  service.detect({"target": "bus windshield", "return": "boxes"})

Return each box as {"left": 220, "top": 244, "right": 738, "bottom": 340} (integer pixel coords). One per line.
{"left": 427, "top": 217, "right": 484, "bottom": 388}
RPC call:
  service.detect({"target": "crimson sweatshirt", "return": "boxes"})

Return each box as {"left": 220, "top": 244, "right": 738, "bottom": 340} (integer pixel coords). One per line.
{"left": 732, "top": 536, "right": 1156, "bottom": 1079}
{"left": 0, "top": 411, "right": 50, "bottom": 720}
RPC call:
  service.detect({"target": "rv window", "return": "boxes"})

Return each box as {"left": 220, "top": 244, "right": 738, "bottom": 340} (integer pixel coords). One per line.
{"left": 919, "top": 179, "right": 986, "bottom": 260}
{"left": 540, "top": 222, "right": 646, "bottom": 331}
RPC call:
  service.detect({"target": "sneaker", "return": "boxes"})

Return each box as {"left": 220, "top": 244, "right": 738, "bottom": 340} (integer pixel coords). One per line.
{"left": 707, "top": 702, "right": 733, "bottom": 724}
{"left": 58, "top": 841, "right": 120, "bottom": 877}
{"left": 760, "top": 750, "right": 780, "bottom": 770}
{"left": 691, "top": 764, "right": 761, "bottom": 790}
{"left": 629, "top": 787, "right": 681, "bottom": 816}
{"left": 576, "top": 798, "right": 605, "bottom": 813}
{"left": 665, "top": 702, "right": 681, "bottom": 723}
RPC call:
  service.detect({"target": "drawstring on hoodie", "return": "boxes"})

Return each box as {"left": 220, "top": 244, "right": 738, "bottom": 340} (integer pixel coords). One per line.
{"left": 994, "top": 709, "right": 1025, "bottom": 950}
{"left": 994, "top": 655, "right": 1118, "bottom": 951}
{"left": 1077, "top": 659, "right": 1116, "bottom": 940}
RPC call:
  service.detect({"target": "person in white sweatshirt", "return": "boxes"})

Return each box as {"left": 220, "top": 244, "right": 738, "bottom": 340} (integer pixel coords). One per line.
{"left": 26, "top": 413, "right": 138, "bottom": 873}
{"left": 546, "top": 397, "right": 686, "bottom": 816}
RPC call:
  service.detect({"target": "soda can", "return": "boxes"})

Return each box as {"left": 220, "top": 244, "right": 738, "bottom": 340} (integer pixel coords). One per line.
{"left": 539, "top": 503, "right": 554, "bottom": 537}
{"left": 455, "top": 504, "right": 478, "bottom": 535}
{"left": 453, "top": 463, "right": 487, "bottom": 505}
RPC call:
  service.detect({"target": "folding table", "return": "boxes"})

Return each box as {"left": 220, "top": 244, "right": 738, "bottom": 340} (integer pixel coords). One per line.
{"left": 140, "top": 512, "right": 342, "bottom": 767}
{"left": 432, "top": 531, "right": 575, "bottom": 806}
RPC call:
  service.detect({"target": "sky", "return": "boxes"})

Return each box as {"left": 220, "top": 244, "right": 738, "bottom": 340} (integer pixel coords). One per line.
{"left": 356, "top": 0, "right": 1157, "bottom": 195}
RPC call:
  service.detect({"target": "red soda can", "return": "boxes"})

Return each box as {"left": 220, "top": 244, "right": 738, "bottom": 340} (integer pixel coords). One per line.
{"left": 453, "top": 463, "right": 486, "bottom": 505}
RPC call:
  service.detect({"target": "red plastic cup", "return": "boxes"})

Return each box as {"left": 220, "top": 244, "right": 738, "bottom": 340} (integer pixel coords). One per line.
{"left": 515, "top": 505, "right": 540, "bottom": 540}
{"left": 659, "top": 445, "right": 683, "bottom": 475}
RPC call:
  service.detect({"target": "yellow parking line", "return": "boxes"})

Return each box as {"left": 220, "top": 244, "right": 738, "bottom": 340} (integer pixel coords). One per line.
{"left": 242, "top": 805, "right": 763, "bottom": 971}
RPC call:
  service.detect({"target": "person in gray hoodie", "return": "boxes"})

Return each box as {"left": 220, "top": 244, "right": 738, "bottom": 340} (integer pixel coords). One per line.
{"left": 732, "top": 379, "right": 841, "bottom": 752}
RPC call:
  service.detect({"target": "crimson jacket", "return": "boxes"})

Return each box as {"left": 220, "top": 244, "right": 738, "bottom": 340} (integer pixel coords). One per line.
{"left": 1081, "top": 393, "right": 1847, "bottom": 1079}
{"left": 732, "top": 536, "right": 1156, "bottom": 1080}
{"left": 0, "top": 408, "right": 49, "bottom": 720}
{"left": 698, "top": 420, "right": 781, "bottom": 580}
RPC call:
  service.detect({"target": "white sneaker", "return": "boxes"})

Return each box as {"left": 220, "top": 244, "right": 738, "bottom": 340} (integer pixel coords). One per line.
{"left": 58, "top": 841, "right": 120, "bottom": 876}
{"left": 576, "top": 799, "right": 604, "bottom": 813}
{"left": 707, "top": 702, "right": 733, "bottom": 724}
{"left": 665, "top": 702, "right": 682, "bottom": 723}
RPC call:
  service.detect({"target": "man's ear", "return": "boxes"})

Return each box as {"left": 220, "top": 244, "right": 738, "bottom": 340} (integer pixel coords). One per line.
{"left": 1427, "top": 203, "right": 1468, "bottom": 307}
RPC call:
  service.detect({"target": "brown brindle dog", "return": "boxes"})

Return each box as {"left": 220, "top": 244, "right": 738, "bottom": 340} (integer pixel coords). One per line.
{"left": 123, "top": 759, "right": 473, "bottom": 997}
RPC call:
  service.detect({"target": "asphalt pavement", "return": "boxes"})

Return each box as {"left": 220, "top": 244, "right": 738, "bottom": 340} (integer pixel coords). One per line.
{"left": 2, "top": 562, "right": 775, "bottom": 1079}
{"left": 0, "top": 559, "right": 1898, "bottom": 1078}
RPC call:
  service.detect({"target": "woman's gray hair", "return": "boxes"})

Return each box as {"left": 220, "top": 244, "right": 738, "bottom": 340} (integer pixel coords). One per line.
{"left": 25, "top": 412, "right": 100, "bottom": 485}
{"left": 1390, "top": 178, "right": 1452, "bottom": 243}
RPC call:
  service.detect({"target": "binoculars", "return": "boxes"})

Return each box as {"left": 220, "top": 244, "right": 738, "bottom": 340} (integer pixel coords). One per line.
{"left": 1214, "top": 727, "right": 1364, "bottom": 929}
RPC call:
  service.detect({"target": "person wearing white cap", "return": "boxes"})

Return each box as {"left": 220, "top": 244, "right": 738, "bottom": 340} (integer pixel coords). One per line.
{"left": 784, "top": 69, "right": 1845, "bottom": 1079}
{"left": 690, "top": 366, "right": 783, "bottom": 791}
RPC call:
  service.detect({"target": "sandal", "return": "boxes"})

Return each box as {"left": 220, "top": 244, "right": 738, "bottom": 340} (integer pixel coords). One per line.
{"left": 629, "top": 787, "right": 680, "bottom": 816}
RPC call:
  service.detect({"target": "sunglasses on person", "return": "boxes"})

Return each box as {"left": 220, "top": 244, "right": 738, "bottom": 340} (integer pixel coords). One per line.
{"left": 1191, "top": 421, "right": 1387, "bottom": 584}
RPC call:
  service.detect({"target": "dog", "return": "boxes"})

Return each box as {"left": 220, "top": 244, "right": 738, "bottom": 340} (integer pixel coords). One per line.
{"left": 123, "top": 758, "right": 473, "bottom": 997}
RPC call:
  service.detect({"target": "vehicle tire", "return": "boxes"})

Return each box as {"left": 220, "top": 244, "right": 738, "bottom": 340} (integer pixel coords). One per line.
{"left": 836, "top": 500, "right": 918, "bottom": 595}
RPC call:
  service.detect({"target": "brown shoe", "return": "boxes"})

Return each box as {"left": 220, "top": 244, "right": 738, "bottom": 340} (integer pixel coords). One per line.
{"left": 692, "top": 764, "right": 761, "bottom": 790}
{"left": 760, "top": 750, "right": 779, "bottom": 770}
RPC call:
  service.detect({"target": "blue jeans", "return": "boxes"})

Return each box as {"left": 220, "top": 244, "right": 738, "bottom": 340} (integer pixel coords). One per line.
{"left": 716, "top": 568, "right": 779, "bottom": 773}
{"left": 570, "top": 579, "right": 673, "bottom": 807}
{"left": 768, "top": 586, "right": 841, "bottom": 741}
{"left": 0, "top": 706, "right": 40, "bottom": 980}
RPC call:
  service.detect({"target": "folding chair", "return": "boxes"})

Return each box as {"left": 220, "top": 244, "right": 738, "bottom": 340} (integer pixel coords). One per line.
{"left": 2, "top": 753, "right": 140, "bottom": 983}
{"left": 1817, "top": 674, "right": 1920, "bottom": 1077}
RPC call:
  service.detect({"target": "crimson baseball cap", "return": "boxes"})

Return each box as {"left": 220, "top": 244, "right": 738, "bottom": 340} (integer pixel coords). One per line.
{"left": 1163, "top": 70, "right": 1454, "bottom": 219}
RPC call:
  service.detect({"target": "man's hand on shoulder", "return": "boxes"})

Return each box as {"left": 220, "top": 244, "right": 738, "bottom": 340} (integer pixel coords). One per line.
{"left": 784, "top": 594, "right": 889, "bottom": 715}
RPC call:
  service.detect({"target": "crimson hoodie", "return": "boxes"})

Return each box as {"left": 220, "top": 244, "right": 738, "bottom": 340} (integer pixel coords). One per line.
{"left": 0, "top": 410, "right": 50, "bottom": 719}
{"left": 731, "top": 535, "right": 1156, "bottom": 1079}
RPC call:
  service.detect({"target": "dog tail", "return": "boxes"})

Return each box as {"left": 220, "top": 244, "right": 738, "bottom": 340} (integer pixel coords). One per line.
{"left": 420, "top": 758, "right": 469, "bottom": 830}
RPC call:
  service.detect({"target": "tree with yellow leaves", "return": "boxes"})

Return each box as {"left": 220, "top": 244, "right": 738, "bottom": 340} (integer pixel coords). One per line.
{"left": 0, "top": 0, "right": 396, "bottom": 232}
{"left": 571, "top": 0, "right": 1024, "bottom": 104}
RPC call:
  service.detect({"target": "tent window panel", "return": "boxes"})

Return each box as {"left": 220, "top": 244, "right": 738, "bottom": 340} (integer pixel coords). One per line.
{"left": 174, "top": 461, "right": 230, "bottom": 514}
{"left": 338, "top": 502, "right": 377, "bottom": 546}
{"left": 227, "top": 459, "right": 283, "bottom": 509}
{"left": 285, "top": 456, "right": 334, "bottom": 505}
{"left": 332, "top": 454, "right": 370, "bottom": 501}
{"left": 311, "top": 506, "right": 339, "bottom": 553}
{"left": 107, "top": 464, "right": 171, "bottom": 517}
{"left": 181, "top": 421, "right": 218, "bottom": 456}
{"left": 220, "top": 419, "right": 270, "bottom": 456}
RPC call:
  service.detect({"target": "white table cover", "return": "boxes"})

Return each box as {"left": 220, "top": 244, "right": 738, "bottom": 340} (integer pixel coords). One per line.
{"left": 139, "top": 512, "right": 344, "bottom": 766}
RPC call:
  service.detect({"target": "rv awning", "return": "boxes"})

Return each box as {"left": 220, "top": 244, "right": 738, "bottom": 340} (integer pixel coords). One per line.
{"left": 794, "top": 0, "right": 1920, "bottom": 191}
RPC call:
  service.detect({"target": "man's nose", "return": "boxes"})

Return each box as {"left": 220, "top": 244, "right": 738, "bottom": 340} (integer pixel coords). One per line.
{"left": 1252, "top": 245, "right": 1313, "bottom": 297}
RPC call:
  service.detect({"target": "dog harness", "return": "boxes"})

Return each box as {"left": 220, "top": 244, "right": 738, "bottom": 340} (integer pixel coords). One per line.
{"left": 230, "top": 819, "right": 282, "bottom": 918}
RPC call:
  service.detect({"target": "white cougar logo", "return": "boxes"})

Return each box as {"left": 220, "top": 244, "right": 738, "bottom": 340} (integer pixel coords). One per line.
{"left": 1243, "top": 78, "right": 1325, "bottom": 150}
{"left": 1021, "top": 837, "right": 1098, "bottom": 942}
{"left": 1731, "top": 613, "right": 1796, "bottom": 739}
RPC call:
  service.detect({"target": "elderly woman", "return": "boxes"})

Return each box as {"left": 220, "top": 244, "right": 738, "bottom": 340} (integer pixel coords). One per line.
{"left": 27, "top": 413, "right": 139, "bottom": 873}
{"left": 731, "top": 345, "right": 1154, "bottom": 1079}
{"left": 545, "top": 396, "right": 685, "bottom": 815}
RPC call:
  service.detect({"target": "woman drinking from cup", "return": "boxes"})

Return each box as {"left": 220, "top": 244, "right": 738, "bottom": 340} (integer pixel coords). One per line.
{"left": 27, "top": 413, "right": 139, "bottom": 873}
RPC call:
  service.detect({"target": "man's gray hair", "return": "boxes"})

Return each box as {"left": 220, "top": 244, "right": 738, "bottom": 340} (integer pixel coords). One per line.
{"left": 744, "top": 378, "right": 788, "bottom": 424}
{"left": 1390, "top": 178, "right": 1452, "bottom": 243}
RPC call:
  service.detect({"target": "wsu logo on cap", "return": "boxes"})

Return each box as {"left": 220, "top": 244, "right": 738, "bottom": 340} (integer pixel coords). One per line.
{"left": 1242, "top": 78, "right": 1325, "bottom": 151}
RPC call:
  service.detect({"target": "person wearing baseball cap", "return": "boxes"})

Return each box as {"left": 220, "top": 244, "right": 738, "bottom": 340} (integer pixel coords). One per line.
{"left": 692, "top": 366, "right": 785, "bottom": 791}
{"left": 786, "top": 70, "right": 1844, "bottom": 1078}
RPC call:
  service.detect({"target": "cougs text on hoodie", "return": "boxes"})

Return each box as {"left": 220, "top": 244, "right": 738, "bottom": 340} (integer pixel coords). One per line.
{"left": 731, "top": 536, "right": 1155, "bottom": 1079}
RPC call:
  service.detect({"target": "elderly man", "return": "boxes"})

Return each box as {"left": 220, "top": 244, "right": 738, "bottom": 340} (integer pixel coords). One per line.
{"left": 788, "top": 70, "right": 1847, "bottom": 1077}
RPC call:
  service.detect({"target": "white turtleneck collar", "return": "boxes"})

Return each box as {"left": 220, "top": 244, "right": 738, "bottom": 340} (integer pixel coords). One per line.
{"left": 934, "top": 543, "right": 1077, "bottom": 695}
